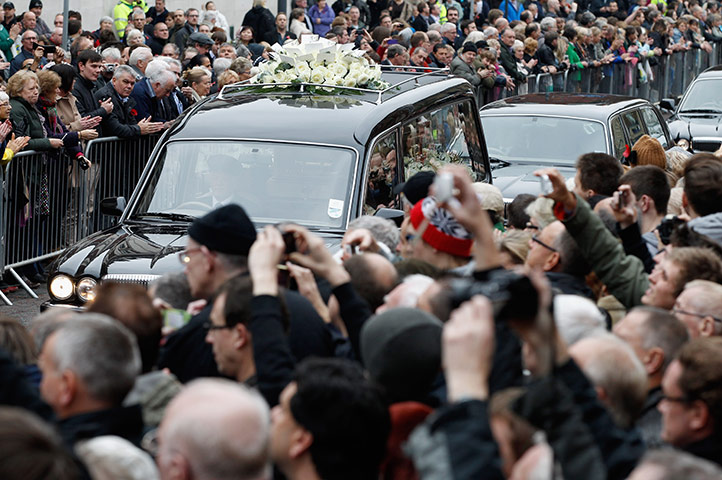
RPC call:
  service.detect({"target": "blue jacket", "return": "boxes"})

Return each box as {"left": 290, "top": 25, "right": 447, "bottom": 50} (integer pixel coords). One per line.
{"left": 499, "top": 0, "right": 524, "bottom": 21}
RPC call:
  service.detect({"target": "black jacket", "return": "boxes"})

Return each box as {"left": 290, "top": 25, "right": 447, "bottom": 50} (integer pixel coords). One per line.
{"left": 242, "top": 6, "right": 276, "bottom": 43}
{"left": 72, "top": 74, "right": 109, "bottom": 126}
{"left": 58, "top": 404, "right": 145, "bottom": 449}
{"left": 172, "top": 23, "right": 196, "bottom": 50}
{"left": 147, "top": 35, "right": 167, "bottom": 56}
{"left": 93, "top": 82, "right": 141, "bottom": 138}
{"left": 537, "top": 41, "right": 558, "bottom": 68}
{"left": 499, "top": 43, "right": 525, "bottom": 82}
{"left": 158, "top": 289, "right": 335, "bottom": 386}
{"left": 684, "top": 434, "right": 722, "bottom": 467}
{"left": 0, "top": 348, "right": 54, "bottom": 422}
{"left": 410, "top": 15, "right": 429, "bottom": 33}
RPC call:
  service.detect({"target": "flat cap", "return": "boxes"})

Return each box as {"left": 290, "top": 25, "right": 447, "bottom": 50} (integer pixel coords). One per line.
{"left": 188, "top": 204, "right": 257, "bottom": 255}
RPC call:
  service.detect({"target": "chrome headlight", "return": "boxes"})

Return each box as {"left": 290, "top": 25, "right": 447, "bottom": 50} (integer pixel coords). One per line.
{"left": 49, "top": 274, "right": 74, "bottom": 301}
{"left": 677, "top": 138, "right": 690, "bottom": 150}
{"left": 76, "top": 277, "right": 98, "bottom": 303}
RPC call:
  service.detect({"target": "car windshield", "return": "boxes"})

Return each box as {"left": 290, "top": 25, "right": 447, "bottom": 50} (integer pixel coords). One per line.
{"left": 480, "top": 116, "right": 607, "bottom": 164}
{"left": 132, "top": 141, "right": 357, "bottom": 228}
{"left": 679, "top": 79, "right": 722, "bottom": 113}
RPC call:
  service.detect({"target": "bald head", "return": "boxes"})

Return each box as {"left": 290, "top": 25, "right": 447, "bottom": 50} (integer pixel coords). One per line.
{"left": 570, "top": 334, "right": 648, "bottom": 428}
{"left": 158, "top": 379, "right": 271, "bottom": 480}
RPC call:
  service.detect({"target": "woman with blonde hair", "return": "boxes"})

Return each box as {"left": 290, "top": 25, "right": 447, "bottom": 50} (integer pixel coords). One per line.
{"left": 182, "top": 67, "right": 212, "bottom": 103}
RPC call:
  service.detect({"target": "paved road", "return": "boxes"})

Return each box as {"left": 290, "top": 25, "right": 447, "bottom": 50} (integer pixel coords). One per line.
{"left": 2, "top": 284, "right": 48, "bottom": 327}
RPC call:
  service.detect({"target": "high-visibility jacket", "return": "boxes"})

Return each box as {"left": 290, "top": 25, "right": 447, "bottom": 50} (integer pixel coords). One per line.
{"left": 114, "top": 0, "right": 148, "bottom": 38}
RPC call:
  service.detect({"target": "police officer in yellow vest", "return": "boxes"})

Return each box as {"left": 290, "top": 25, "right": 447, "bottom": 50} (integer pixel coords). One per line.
{"left": 114, "top": 0, "right": 148, "bottom": 38}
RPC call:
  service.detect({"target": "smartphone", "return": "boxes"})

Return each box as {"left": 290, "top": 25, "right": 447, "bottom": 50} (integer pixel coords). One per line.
{"left": 42, "top": 45, "right": 56, "bottom": 57}
{"left": 163, "top": 308, "right": 192, "bottom": 330}
{"left": 433, "top": 172, "right": 454, "bottom": 203}
{"left": 282, "top": 231, "right": 296, "bottom": 254}
{"left": 618, "top": 189, "right": 628, "bottom": 208}
{"left": 540, "top": 174, "right": 553, "bottom": 195}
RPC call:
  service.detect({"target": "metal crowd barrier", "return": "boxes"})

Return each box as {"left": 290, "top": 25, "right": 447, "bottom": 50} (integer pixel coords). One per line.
{"left": 0, "top": 134, "right": 161, "bottom": 305}
{"left": 479, "top": 43, "right": 722, "bottom": 105}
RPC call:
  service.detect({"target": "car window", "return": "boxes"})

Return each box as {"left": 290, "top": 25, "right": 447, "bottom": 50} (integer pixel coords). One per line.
{"left": 364, "top": 130, "right": 398, "bottom": 214}
{"left": 640, "top": 106, "right": 668, "bottom": 149}
{"left": 610, "top": 115, "right": 627, "bottom": 160}
{"left": 402, "top": 101, "right": 485, "bottom": 182}
{"left": 621, "top": 110, "right": 645, "bottom": 146}
{"left": 135, "top": 141, "right": 356, "bottom": 228}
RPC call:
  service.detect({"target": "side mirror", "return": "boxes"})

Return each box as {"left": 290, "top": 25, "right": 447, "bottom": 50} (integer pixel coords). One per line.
{"left": 100, "top": 197, "right": 127, "bottom": 217}
{"left": 374, "top": 207, "right": 405, "bottom": 227}
{"left": 659, "top": 98, "right": 675, "bottom": 111}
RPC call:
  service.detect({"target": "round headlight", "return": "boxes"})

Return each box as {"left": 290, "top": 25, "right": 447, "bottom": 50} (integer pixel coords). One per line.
{"left": 677, "top": 138, "right": 690, "bottom": 150}
{"left": 76, "top": 277, "right": 98, "bottom": 303}
{"left": 49, "top": 274, "right": 74, "bottom": 301}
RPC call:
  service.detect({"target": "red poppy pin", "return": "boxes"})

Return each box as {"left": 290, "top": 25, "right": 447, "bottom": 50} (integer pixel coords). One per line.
{"left": 130, "top": 108, "right": 138, "bottom": 116}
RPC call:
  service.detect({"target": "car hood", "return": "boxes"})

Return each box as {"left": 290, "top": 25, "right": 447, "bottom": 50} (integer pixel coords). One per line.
{"left": 492, "top": 164, "right": 577, "bottom": 201}
{"left": 668, "top": 114, "right": 722, "bottom": 140}
{"left": 50, "top": 222, "right": 344, "bottom": 280}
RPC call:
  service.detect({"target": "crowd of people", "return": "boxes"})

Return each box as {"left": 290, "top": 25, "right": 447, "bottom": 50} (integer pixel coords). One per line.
{"left": 0, "top": 0, "right": 722, "bottom": 479}
{"left": 2, "top": 141, "right": 722, "bottom": 479}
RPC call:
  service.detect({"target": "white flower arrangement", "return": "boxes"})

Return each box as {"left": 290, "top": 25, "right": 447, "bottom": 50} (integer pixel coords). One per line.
{"left": 250, "top": 38, "right": 390, "bottom": 94}
{"left": 404, "top": 146, "right": 477, "bottom": 180}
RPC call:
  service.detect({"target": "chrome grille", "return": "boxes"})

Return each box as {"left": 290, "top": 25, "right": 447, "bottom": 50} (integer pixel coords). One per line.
{"left": 101, "top": 274, "right": 161, "bottom": 289}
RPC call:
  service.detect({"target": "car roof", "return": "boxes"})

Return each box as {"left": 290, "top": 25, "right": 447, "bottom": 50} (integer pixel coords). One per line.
{"left": 167, "top": 72, "right": 477, "bottom": 148}
{"left": 480, "top": 92, "right": 651, "bottom": 121}
{"left": 696, "top": 65, "right": 722, "bottom": 78}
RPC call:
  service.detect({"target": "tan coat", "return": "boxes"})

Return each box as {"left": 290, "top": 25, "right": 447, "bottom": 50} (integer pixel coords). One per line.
{"left": 56, "top": 92, "right": 84, "bottom": 132}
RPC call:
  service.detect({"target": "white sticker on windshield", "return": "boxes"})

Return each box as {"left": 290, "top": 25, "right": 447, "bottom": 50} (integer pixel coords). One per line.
{"left": 328, "top": 199, "right": 344, "bottom": 218}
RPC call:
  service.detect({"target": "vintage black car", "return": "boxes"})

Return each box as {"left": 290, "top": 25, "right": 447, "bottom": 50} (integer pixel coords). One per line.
{"left": 480, "top": 93, "right": 672, "bottom": 202}
{"left": 662, "top": 66, "right": 722, "bottom": 153}
{"left": 44, "top": 70, "right": 491, "bottom": 308}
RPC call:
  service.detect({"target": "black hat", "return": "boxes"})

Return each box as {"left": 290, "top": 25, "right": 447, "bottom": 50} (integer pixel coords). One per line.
{"left": 2, "top": 2, "right": 14, "bottom": 9}
{"left": 393, "top": 171, "right": 435, "bottom": 206}
{"left": 462, "top": 42, "right": 477, "bottom": 54}
{"left": 475, "top": 40, "right": 488, "bottom": 50}
{"left": 188, "top": 204, "right": 257, "bottom": 255}
{"left": 28, "top": 0, "right": 41, "bottom": 8}
{"left": 188, "top": 32, "right": 213, "bottom": 46}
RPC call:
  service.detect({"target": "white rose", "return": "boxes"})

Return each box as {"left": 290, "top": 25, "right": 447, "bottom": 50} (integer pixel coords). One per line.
{"left": 356, "top": 72, "right": 370, "bottom": 86}
{"left": 343, "top": 76, "right": 357, "bottom": 87}
{"left": 295, "top": 61, "right": 310, "bottom": 75}
{"left": 286, "top": 70, "right": 298, "bottom": 82}
{"left": 323, "top": 69, "right": 336, "bottom": 82}
{"left": 297, "top": 70, "right": 311, "bottom": 82}
{"left": 310, "top": 60, "right": 325, "bottom": 69}
{"left": 331, "top": 62, "right": 348, "bottom": 77}
{"left": 273, "top": 70, "right": 288, "bottom": 83}
{"left": 310, "top": 68, "right": 325, "bottom": 83}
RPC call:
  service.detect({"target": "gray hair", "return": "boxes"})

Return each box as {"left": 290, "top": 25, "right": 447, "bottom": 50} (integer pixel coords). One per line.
{"left": 28, "top": 309, "right": 77, "bottom": 353}
{"left": 150, "top": 273, "right": 192, "bottom": 310}
{"left": 464, "top": 31, "right": 485, "bottom": 45}
{"left": 440, "top": 23, "right": 456, "bottom": 34}
{"left": 571, "top": 333, "right": 647, "bottom": 429}
{"left": 0, "top": 91, "right": 8, "bottom": 103}
{"left": 75, "top": 436, "right": 159, "bottom": 480}
{"left": 160, "top": 378, "right": 271, "bottom": 480}
{"left": 126, "top": 29, "right": 145, "bottom": 44}
{"left": 101, "top": 47, "right": 122, "bottom": 63}
{"left": 148, "top": 67, "right": 176, "bottom": 87}
{"left": 48, "top": 314, "right": 141, "bottom": 405}
{"left": 230, "top": 57, "right": 252, "bottom": 75}
{"left": 630, "top": 306, "right": 689, "bottom": 369}
{"left": 540, "top": 17, "right": 557, "bottom": 32}
{"left": 554, "top": 295, "right": 606, "bottom": 345}
{"left": 348, "top": 216, "right": 400, "bottom": 252}
{"left": 236, "top": 43, "right": 251, "bottom": 59}
{"left": 156, "top": 55, "right": 182, "bottom": 71}
{"left": 131, "top": 10, "right": 146, "bottom": 20}
{"left": 632, "top": 449, "right": 722, "bottom": 479}
{"left": 113, "top": 64, "right": 137, "bottom": 79}
{"left": 99, "top": 15, "right": 114, "bottom": 26}
{"left": 213, "top": 57, "right": 232, "bottom": 76}
{"left": 162, "top": 43, "right": 180, "bottom": 56}
{"left": 129, "top": 46, "right": 152, "bottom": 67}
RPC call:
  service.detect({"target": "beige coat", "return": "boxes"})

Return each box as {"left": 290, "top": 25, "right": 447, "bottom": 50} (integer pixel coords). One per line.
{"left": 56, "top": 92, "right": 84, "bottom": 132}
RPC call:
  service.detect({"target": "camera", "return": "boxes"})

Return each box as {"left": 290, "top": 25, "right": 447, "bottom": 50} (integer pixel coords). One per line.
{"left": 182, "top": 79, "right": 189, "bottom": 88}
{"left": 448, "top": 269, "right": 538, "bottom": 322}
{"left": 103, "top": 63, "right": 116, "bottom": 73}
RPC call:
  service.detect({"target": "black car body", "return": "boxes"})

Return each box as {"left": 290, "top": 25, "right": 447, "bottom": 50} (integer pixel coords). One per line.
{"left": 45, "top": 71, "right": 491, "bottom": 308}
{"left": 480, "top": 93, "right": 672, "bottom": 202}
{"left": 663, "top": 66, "right": 722, "bottom": 153}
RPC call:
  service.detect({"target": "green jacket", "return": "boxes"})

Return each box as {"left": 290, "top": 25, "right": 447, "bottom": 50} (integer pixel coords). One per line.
{"left": 566, "top": 43, "right": 584, "bottom": 82}
{"left": 0, "top": 24, "right": 13, "bottom": 60}
{"left": 562, "top": 194, "right": 649, "bottom": 309}
{"left": 10, "top": 97, "right": 51, "bottom": 151}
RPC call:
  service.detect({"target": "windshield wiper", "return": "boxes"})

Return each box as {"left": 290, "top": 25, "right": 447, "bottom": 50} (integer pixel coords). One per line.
{"left": 679, "top": 108, "right": 722, "bottom": 114}
{"left": 489, "top": 157, "right": 511, "bottom": 169}
{"left": 130, "top": 212, "right": 197, "bottom": 222}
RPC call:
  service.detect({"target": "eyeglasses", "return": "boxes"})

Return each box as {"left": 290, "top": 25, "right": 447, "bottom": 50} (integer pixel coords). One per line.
{"left": 178, "top": 247, "right": 201, "bottom": 264}
{"left": 661, "top": 393, "right": 693, "bottom": 404}
{"left": 672, "top": 308, "right": 722, "bottom": 323}
{"left": 0, "top": 102, "right": 9, "bottom": 108}
{"left": 531, "top": 235, "right": 557, "bottom": 252}
{"left": 203, "top": 321, "right": 233, "bottom": 331}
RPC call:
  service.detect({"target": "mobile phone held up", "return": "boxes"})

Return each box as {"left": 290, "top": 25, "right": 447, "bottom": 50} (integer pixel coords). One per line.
{"left": 32, "top": 43, "right": 56, "bottom": 57}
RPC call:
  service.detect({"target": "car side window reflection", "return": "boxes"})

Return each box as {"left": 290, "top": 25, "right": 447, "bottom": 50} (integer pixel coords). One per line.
{"left": 622, "top": 110, "right": 646, "bottom": 147}
{"left": 610, "top": 115, "right": 627, "bottom": 160}
{"left": 364, "top": 131, "right": 398, "bottom": 215}
{"left": 641, "top": 107, "right": 669, "bottom": 149}
{"left": 402, "top": 101, "right": 484, "bottom": 183}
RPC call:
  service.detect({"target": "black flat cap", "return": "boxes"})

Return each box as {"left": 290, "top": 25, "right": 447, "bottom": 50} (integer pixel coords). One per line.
{"left": 393, "top": 170, "right": 435, "bottom": 206}
{"left": 188, "top": 204, "right": 257, "bottom": 255}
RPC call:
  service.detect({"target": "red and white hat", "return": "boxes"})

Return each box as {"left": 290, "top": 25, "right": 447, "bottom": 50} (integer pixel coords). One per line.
{"left": 409, "top": 197, "right": 473, "bottom": 258}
